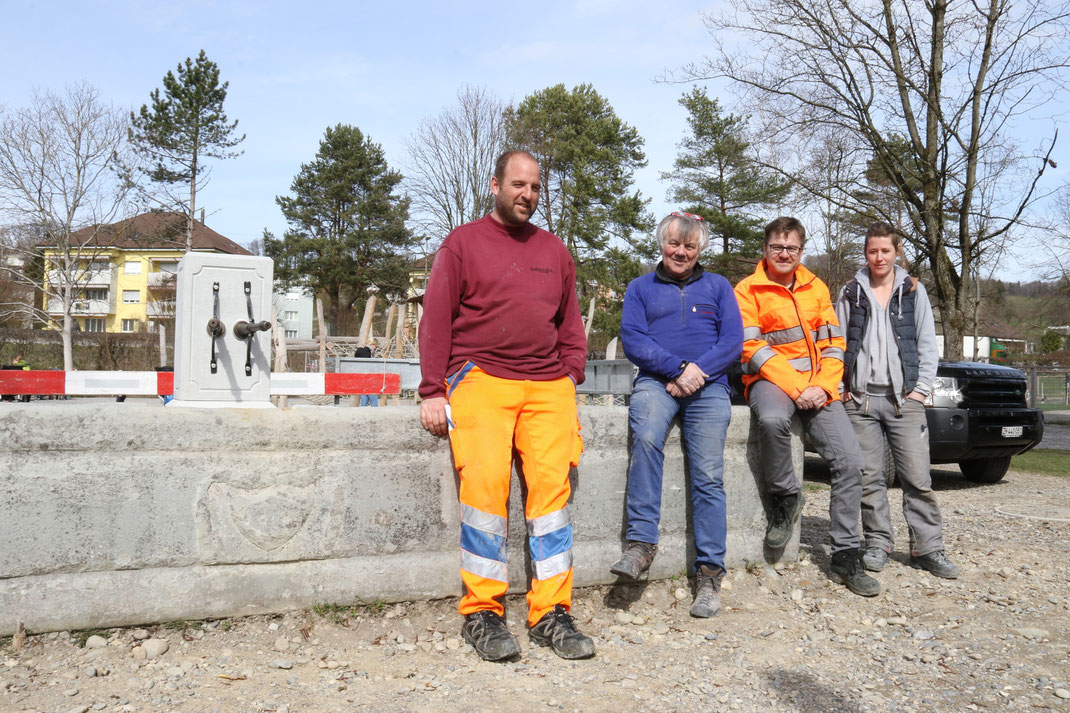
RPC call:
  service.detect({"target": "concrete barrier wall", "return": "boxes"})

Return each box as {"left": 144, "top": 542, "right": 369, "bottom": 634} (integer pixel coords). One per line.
{"left": 0, "top": 403, "right": 801, "bottom": 635}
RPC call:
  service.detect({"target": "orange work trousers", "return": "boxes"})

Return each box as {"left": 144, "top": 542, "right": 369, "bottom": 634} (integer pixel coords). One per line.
{"left": 445, "top": 363, "right": 582, "bottom": 626}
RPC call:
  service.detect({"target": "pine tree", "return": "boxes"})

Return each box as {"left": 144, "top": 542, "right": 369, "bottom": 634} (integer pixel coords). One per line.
{"left": 263, "top": 124, "right": 413, "bottom": 335}
{"left": 663, "top": 88, "right": 789, "bottom": 263}
{"left": 129, "top": 50, "right": 245, "bottom": 251}
{"left": 505, "top": 83, "right": 655, "bottom": 346}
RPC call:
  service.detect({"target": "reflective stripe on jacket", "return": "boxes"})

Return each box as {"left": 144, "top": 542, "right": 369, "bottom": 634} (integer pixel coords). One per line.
{"left": 734, "top": 260, "right": 845, "bottom": 402}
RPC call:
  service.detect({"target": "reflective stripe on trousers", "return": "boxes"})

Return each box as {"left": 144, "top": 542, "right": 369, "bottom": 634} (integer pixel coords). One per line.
{"left": 445, "top": 364, "right": 581, "bottom": 626}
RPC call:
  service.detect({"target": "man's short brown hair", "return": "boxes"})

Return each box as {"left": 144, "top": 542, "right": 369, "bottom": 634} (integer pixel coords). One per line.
{"left": 764, "top": 216, "right": 806, "bottom": 246}
{"left": 494, "top": 150, "right": 538, "bottom": 182}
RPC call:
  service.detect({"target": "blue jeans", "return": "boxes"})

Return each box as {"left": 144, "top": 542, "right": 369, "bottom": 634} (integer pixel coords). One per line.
{"left": 359, "top": 394, "right": 379, "bottom": 407}
{"left": 625, "top": 376, "right": 731, "bottom": 572}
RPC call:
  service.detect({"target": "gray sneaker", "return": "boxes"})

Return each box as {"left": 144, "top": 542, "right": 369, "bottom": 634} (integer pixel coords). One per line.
{"left": 911, "top": 550, "right": 960, "bottom": 579}
{"left": 765, "top": 492, "right": 805, "bottom": 549}
{"left": 689, "top": 565, "right": 724, "bottom": 618}
{"left": 862, "top": 546, "right": 890, "bottom": 572}
{"left": 609, "top": 541, "right": 657, "bottom": 580}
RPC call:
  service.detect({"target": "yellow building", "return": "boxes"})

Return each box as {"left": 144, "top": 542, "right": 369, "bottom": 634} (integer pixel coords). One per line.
{"left": 44, "top": 212, "right": 250, "bottom": 334}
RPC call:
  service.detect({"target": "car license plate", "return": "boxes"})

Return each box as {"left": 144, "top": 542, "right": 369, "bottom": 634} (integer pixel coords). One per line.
{"left": 1002, "top": 426, "right": 1023, "bottom": 438}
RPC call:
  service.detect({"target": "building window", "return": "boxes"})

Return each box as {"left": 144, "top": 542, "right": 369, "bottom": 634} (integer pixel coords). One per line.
{"left": 83, "top": 318, "right": 105, "bottom": 333}
{"left": 124, "top": 260, "right": 142, "bottom": 275}
{"left": 121, "top": 319, "right": 138, "bottom": 333}
{"left": 285, "top": 311, "right": 298, "bottom": 321}
{"left": 285, "top": 330, "right": 299, "bottom": 339}
{"left": 85, "top": 288, "right": 107, "bottom": 301}
{"left": 88, "top": 261, "right": 110, "bottom": 272}
{"left": 157, "top": 261, "right": 178, "bottom": 274}
{"left": 123, "top": 290, "right": 140, "bottom": 303}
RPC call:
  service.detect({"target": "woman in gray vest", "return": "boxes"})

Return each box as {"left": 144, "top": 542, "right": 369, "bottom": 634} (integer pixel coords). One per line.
{"left": 834, "top": 222, "right": 959, "bottom": 579}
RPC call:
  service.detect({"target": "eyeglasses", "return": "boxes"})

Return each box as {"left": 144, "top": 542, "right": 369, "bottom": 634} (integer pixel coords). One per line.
{"left": 671, "top": 211, "right": 704, "bottom": 221}
{"left": 766, "top": 244, "right": 801, "bottom": 255}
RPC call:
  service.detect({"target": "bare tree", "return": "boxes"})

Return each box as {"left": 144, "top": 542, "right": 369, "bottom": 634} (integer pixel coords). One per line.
{"left": 1039, "top": 184, "right": 1070, "bottom": 295}
{"left": 801, "top": 134, "right": 866, "bottom": 296}
{"left": 678, "top": 0, "right": 1069, "bottom": 358}
{"left": 404, "top": 85, "right": 507, "bottom": 249}
{"left": 0, "top": 83, "right": 133, "bottom": 369}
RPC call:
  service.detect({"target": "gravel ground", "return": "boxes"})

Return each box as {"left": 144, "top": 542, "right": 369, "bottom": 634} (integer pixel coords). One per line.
{"left": 3, "top": 467, "right": 1068, "bottom": 713}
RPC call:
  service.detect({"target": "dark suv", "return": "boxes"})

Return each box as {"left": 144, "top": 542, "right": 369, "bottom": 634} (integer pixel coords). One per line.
{"left": 924, "top": 361, "right": 1044, "bottom": 483}
{"left": 729, "top": 361, "right": 1044, "bottom": 484}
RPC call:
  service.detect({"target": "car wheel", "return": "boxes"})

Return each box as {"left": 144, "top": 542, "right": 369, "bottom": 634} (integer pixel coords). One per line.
{"left": 882, "top": 436, "right": 897, "bottom": 488}
{"left": 959, "top": 457, "right": 1011, "bottom": 484}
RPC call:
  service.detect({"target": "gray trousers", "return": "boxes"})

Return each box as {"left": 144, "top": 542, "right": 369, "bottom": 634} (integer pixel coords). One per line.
{"left": 845, "top": 394, "right": 945, "bottom": 556}
{"left": 748, "top": 379, "right": 864, "bottom": 554}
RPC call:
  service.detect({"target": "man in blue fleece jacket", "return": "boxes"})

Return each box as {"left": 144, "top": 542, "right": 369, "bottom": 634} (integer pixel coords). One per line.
{"left": 610, "top": 212, "right": 744, "bottom": 618}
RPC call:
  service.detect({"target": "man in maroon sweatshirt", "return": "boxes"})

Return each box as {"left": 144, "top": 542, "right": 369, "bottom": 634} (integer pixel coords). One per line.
{"left": 418, "top": 150, "right": 593, "bottom": 661}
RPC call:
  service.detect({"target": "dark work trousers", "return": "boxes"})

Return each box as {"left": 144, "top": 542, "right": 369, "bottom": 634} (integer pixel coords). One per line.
{"left": 748, "top": 378, "right": 865, "bottom": 554}
{"left": 845, "top": 394, "right": 945, "bottom": 556}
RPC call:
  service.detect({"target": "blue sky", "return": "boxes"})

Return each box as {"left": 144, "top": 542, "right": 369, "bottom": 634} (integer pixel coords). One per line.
{"left": 1, "top": 1, "right": 718, "bottom": 245}
{"left": 1, "top": 1, "right": 1063, "bottom": 281}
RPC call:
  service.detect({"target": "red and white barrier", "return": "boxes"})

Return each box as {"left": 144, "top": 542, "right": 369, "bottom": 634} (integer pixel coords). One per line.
{"left": 0, "top": 370, "right": 401, "bottom": 397}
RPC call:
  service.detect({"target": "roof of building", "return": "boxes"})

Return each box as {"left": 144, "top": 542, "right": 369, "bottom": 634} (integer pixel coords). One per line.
{"left": 65, "top": 212, "right": 251, "bottom": 255}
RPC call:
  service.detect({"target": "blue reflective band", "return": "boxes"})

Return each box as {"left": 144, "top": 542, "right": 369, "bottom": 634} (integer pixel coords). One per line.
{"left": 446, "top": 362, "right": 476, "bottom": 396}
{"left": 461, "top": 523, "right": 507, "bottom": 563}
{"left": 529, "top": 524, "right": 572, "bottom": 563}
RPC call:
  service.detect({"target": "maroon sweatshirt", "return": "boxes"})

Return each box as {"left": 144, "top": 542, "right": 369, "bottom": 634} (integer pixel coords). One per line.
{"left": 418, "top": 215, "right": 587, "bottom": 399}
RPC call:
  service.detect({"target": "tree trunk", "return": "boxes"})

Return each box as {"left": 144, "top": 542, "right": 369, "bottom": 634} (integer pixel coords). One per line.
{"left": 187, "top": 147, "right": 198, "bottom": 253}
{"left": 358, "top": 295, "right": 377, "bottom": 347}
{"left": 62, "top": 311, "right": 74, "bottom": 372}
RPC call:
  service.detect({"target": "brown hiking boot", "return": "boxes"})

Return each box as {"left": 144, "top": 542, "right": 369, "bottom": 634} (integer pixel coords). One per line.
{"left": 609, "top": 541, "right": 657, "bottom": 580}
{"left": 690, "top": 565, "right": 724, "bottom": 618}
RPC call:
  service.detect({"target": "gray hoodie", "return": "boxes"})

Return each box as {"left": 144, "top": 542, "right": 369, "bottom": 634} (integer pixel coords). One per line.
{"left": 834, "top": 265, "right": 938, "bottom": 405}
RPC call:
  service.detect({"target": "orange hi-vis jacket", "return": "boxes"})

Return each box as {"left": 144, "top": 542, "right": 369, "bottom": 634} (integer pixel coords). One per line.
{"left": 734, "top": 261, "right": 846, "bottom": 403}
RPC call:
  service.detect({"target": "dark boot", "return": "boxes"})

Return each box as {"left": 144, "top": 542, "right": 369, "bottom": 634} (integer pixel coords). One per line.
{"left": 765, "top": 492, "right": 805, "bottom": 549}
{"left": 830, "top": 549, "right": 881, "bottom": 597}
{"left": 528, "top": 605, "right": 595, "bottom": 660}
{"left": 461, "top": 610, "right": 520, "bottom": 661}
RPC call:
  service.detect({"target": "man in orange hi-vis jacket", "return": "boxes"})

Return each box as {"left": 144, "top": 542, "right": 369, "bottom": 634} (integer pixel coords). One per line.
{"left": 735, "top": 216, "right": 879, "bottom": 597}
{"left": 418, "top": 150, "right": 594, "bottom": 662}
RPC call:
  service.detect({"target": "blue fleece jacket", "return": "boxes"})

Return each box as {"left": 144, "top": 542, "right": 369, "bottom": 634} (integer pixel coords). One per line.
{"left": 621, "top": 264, "right": 744, "bottom": 392}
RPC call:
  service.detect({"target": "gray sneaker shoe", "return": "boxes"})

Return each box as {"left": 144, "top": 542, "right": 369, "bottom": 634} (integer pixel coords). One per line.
{"left": 609, "top": 541, "right": 657, "bottom": 580}
{"left": 689, "top": 565, "right": 724, "bottom": 618}
{"left": 911, "top": 550, "right": 960, "bottom": 579}
{"left": 862, "top": 546, "right": 890, "bottom": 572}
{"left": 461, "top": 610, "right": 520, "bottom": 662}
{"left": 765, "top": 492, "right": 805, "bottom": 549}
{"left": 528, "top": 605, "right": 595, "bottom": 660}
{"left": 830, "top": 549, "right": 881, "bottom": 597}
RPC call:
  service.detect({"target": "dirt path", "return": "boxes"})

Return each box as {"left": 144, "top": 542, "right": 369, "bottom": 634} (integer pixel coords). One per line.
{"left": 3, "top": 468, "right": 1068, "bottom": 713}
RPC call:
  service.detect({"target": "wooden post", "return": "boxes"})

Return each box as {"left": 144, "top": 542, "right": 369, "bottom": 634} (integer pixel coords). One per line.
{"left": 414, "top": 304, "right": 423, "bottom": 357}
{"left": 358, "top": 294, "right": 378, "bottom": 347}
{"left": 605, "top": 336, "right": 618, "bottom": 361}
{"left": 316, "top": 297, "right": 327, "bottom": 374}
{"left": 394, "top": 308, "right": 405, "bottom": 358}
{"left": 383, "top": 303, "right": 397, "bottom": 346}
{"left": 158, "top": 323, "right": 167, "bottom": 367}
{"left": 272, "top": 305, "right": 288, "bottom": 409}
{"left": 584, "top": 297, "right": 596, "bottom": 339}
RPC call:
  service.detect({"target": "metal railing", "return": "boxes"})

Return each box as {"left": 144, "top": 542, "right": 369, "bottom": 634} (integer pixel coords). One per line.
{"left": 1026, "top": 367, "right": 1070, "bottom": 411}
